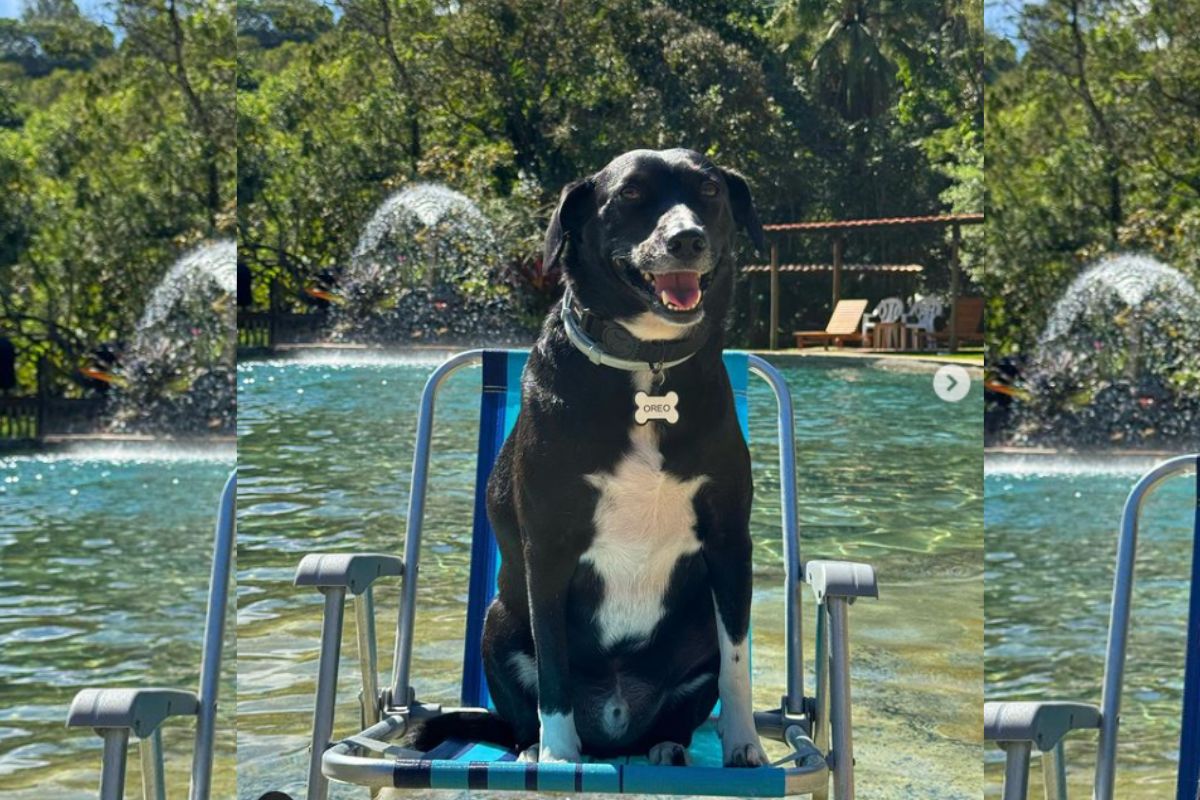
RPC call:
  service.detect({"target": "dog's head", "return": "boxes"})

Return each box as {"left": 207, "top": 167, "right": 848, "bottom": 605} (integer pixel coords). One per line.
{"left": 544, "top": 149, "right": 764, "bottom": 341}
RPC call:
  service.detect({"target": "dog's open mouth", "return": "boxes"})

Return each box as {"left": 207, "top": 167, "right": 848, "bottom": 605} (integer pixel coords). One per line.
{"left": 623, "top": 264, "right": 712, "bottom": 313}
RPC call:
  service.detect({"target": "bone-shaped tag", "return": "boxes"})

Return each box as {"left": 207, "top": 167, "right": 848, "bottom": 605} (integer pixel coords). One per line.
{"left": 634, "top": 391, "right": 679, "bottom": 425}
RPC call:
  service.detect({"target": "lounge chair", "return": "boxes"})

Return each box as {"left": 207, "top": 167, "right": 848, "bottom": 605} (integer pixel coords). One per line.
{"left": 66, "top": 471, "right": 236, "bottom": 800}
{"left": 793, "top": 299, "right": 869, "bottom": 349}
{"left": 291, "top": 350, "right": 882, "bottom": 799}
{"left": 984, "top": 454, "right": 1199, "bottom": 800}
{"left": 931, "top": 296, "right": 985, "bottom": 347}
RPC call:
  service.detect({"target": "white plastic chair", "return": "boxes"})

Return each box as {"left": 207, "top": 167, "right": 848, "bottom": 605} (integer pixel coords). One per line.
{"left": 903, "top": 296, "right": 944, "bottom": 350}
{"left": 862, "top": 297, "right": 905, "bottom": 349}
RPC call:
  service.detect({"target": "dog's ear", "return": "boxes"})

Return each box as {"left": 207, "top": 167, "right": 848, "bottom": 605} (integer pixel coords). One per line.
{"left": 718, "top": 168, "right": 766, "bottom": 255}
{"left": 543, "top": 178, "right": 595, "bottom": 272}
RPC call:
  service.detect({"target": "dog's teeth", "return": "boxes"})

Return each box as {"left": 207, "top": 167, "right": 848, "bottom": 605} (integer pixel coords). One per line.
{"left": 643, "top": 272, "right": 653, "bottom": 283}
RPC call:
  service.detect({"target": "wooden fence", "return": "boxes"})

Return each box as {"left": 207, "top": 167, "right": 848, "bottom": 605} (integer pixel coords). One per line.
{"left": 237, "top": 309, "right": 326, "bottom": 350}
{"left": 0, "top": 394, "right": 107, "bottom": 445}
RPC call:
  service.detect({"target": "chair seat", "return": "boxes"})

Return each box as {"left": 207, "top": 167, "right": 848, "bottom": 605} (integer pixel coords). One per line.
{"left": 394, "top": 719, "right": 823, "bottom": 796}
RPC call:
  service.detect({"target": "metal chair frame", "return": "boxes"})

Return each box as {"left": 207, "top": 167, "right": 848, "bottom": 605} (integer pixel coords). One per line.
{"left": 65, "top": 470, "right": 236, "bottom": 800}
{"left": 295, "top": 350, "right": 879, "bottom": 799}
{"left": 984, "top": 454, "right": 1199, "bottom": 800}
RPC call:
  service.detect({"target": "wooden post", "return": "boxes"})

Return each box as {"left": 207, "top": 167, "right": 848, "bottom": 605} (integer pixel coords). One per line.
{"left": 769, "top": 240, "right": 780, "bottom": 351}
{"left": 832, "top": 235, "right": 844, "bottom": 309}
{"left": 949, "top": 223, "right": 961, "bottom": 353}
{"left": 35, "top": 357, "right": 47, "bottom": 441}
{"left": 747, "top": 273, "right": 760, "bottom": 345}
{"left": 269, "top": 280, "right": 280, "bottom": 349}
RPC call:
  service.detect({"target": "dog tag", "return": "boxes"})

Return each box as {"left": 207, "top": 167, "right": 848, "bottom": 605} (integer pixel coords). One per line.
{"left": 634, "top": 391, "right": 679, "bottom": 425}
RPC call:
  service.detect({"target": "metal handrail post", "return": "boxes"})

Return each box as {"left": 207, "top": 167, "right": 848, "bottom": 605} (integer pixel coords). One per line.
{"left": 748, "top": 354, "right": 805, "bottom": 714}
{"left": 1095, "top": 454, "right": 1196, "bottom": 800}
{"left": 308, "top": 586, "right": 347, "bottom": 800}
{"left": 1042, "top": 741, "right": 1067, "bottom": 800}
{"left": 1002, "top": 742, "right": 1032, "bottom": 800}
{"left": 99, "top": 728, "right": 130, "bottom": 800}
{"left": 140, "top": 728, "right": 166, "bottom": 800}
{"left": 812, "top": 603, "right": 831, "bottom": 800}
{"left": 826, "top": 598, "right": 854, "bottom": 799}
{"left": 356, "top": 586, "right": 381, "bottom": 728}
{"left": 191, "top": 470, "right": 236, "bottom": 800}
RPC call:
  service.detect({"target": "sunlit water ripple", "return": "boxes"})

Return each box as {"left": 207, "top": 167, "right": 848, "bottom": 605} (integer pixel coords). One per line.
{"left": 984, "top": 459, "right": 1194, "bottom": 798}
{"left": 0, "top": 448, "right": 236, "bottom": 799}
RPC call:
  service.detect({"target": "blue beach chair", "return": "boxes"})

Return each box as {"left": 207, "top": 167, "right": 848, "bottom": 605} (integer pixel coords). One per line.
{"left": 65, "top": 471, "right": 236, "bottom": 800}
{"left": 984, "top": 453, "right": 1200, "bottom": 800}
{"left": 294, "top": 350, "right": 879, "bottom": 799}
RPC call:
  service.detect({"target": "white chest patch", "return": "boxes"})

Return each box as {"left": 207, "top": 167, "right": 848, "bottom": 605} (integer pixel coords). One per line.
{"left": 583, "top": 423, "right": 707, "bottom": 648}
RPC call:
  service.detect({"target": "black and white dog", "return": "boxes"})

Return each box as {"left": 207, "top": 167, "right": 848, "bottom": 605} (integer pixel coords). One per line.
{"left": 420, "top": 148, "right": 767, "bottom": 768}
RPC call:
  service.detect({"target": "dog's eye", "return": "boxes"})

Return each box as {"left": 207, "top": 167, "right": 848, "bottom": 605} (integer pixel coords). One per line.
{"left": 700, "top": 180, "right": 719, "bottom": 197}
{"left": 619, "top": 185, "right": 642, "bottom": 201}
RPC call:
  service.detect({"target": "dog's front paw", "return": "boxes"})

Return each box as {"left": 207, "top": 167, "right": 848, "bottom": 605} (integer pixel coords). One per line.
{"left": 723, "top": 739, "right": 767, "bottom": 767}
{"left": 537, "top": 744, "right": 580, "bottom": 763}
{"left": 648, "top": 741, "right": 691, "bottom": 766}
{"left": 717, "top": 714, "right": 767, "bottom": 767}
{"left": 517, "top": 744, "right": 540, "bottom": 763}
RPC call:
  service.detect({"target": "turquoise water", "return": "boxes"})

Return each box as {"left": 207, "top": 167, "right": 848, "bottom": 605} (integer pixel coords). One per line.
{"left": 984, "top": 455, "right": 1196, "bottom": 798}
{"left": 0, "top": 445, "right": 237, "bottom": 799}
{"left": 236, "top": 350, "right": 984, "bottom": 800}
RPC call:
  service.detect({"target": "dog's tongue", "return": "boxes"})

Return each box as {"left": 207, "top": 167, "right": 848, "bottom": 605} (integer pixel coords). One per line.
{"left": 654, "top": 272, "right": 701, "bottom": 310}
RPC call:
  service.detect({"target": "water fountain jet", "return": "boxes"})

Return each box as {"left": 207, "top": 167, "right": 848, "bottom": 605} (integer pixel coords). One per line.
{"left": 1015, "top": 253, "right": 1200, "bottom": 448}
{"left": 109, "top": 241, "right": 237, "bottom": 435}
{"left": 332, "top": 183, "right": 526, "bottom": 343}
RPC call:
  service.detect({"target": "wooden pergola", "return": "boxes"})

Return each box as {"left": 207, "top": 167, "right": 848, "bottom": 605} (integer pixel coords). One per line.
{"left": 751, "top": 213, "right": 985, "bottom": 351}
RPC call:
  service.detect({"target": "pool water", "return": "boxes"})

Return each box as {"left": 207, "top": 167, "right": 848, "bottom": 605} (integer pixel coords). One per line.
{"left": 984, "top": 455, "right": 1196, "bottom": 798}
{"left": 0, "top": 445, "right": 237, "bottom": 800}
{"left": 236, "top": 350, "right": 984, "bottom": 800}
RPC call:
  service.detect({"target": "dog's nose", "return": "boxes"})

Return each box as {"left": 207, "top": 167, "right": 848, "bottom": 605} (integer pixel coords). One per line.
{"left": 666, "top": 228, "right": 707, "bottom": 256}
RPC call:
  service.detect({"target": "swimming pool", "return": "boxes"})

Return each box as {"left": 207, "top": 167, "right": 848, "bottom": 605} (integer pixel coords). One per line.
{"left": 0, "top": 445, "right": 236, "bottom": 799}
{"left": 984, "top": 454, "right": 1196, "bottom": 798}
{"left": 236, "top": 350, "right": 983, "bottom": 800}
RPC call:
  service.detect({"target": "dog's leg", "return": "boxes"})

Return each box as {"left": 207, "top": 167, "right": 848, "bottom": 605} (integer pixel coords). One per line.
{"left": 526, "top": 540, "right": 583, "bottom": 762}
{"left": 706, "top": 537, "right": 767, "bottom": 767}
{"left": 481, "top": 599, "right": 539, "bottom": 748}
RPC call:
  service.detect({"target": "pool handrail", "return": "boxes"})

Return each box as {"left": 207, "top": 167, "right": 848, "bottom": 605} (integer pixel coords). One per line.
{"left": 984, "top": 453, "right": 1199, "bottom": 800}
{"left": 65, "top": 469, "right": 236, "bottom": 800}
{"left": 294, "top": 349, "right": 880, "bottom": 799}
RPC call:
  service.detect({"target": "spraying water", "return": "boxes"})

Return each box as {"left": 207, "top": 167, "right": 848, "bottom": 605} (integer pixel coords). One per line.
{"left": 110, "top": 241, "right": 237, "bottom": 434}
{"left": 1015, "top": 253, "right": 1200, "bottom": 447}
{"left": 333, "top": 183, "right": 523, "bottom": 343}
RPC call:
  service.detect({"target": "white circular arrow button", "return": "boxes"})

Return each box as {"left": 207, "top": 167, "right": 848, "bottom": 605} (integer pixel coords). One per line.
{"left": 933, "top": 365, "right": 971, "bottom": 403}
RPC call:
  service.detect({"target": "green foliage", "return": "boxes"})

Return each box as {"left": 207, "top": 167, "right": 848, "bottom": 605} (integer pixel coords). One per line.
{"left": 238, "top": 0, "right": 983, "bottom": 343}
{"left": 0, "top": 0, "right": 235, "bottom": 395}
{"left": 981, "top": 0, "right": 1200, "bottom": 358}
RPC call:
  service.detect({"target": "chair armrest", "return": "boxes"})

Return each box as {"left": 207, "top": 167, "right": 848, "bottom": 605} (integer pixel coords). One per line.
{"left": 295, "top": 553, "right": 404, "bottom": 595}
{"left": 805, "top": 560, "right": 879, "bottom": 603}
{"left": 67, "top": 688, "right": 199, "bottom": 738}
{"left": 983, "top": 701, "right": 1101, "bottom": 751}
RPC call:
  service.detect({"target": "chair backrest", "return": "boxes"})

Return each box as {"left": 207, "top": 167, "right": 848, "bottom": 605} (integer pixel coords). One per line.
{"left": 953, "top": 296, "right": 985, "bottom": 335}
{"left": 1180, "top": 458, "right": 1200, "bottom": 800}
{"left": 908, "top": 295, "right": 944, "bottom": 330}
{"left": 872, "top": 297, "right": 905, "bottom": 324}
{"left": 825, "top": 299, "right": 869, "bottom": 335}
{"left": 460, "top": 350, "right": 752, "bottom": 709}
